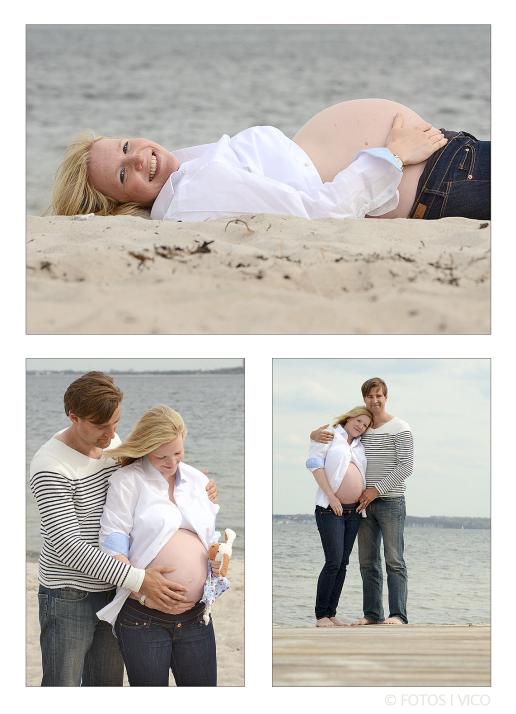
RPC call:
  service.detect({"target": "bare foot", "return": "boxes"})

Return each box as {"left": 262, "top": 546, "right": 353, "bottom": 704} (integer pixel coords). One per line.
{"left": 351, "top": 617, "right": 376, "bottom": 626}
{"left": 316, "top": 617, "right": 335, "bottom": 628}
{"left": 329, "top": 617, "right": 348, "bottom": 627}
{"left": 384, "top": 617, "right": 404, "bottom": 625}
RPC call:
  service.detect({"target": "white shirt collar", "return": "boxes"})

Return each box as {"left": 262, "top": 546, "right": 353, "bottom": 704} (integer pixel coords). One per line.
{"left": 151, "top": 143, "right": 215, "bottom": 220}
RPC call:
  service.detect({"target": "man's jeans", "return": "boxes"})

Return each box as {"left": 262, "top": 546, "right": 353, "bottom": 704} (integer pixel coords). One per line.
{"left": 38, "top": 585, "right": 124, "bottom": 686}
{"left": 115, "top": 600, "right": 217, "bottom": 686}
{"left": 357, "top": 496, "right": 408, "bottom": 623}
{"left": 315, "top": 503, "right": 362, "bottom": 620}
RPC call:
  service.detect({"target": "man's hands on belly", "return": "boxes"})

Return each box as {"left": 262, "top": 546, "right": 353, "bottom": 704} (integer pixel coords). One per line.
{"left": 143, "top": 594, "right": 196, "bottom": 614}
{"left": 139, "top": 565, "right": 193, "bottom": 612}
{"left": 356, "top": 487, "right": 380, "bottom": 513}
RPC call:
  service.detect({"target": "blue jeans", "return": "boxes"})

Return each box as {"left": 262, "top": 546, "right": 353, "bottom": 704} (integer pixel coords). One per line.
{"left": 409, "top": 130, "right": 490, "bottom": 220}
{"left": 357, "top": 496, "right": 408, "bottom": 623}
{"left": 314, "top": 503, "right": 362, "bottom": 619}
{"left": 115, "top": 600, "right": 217, "bottom": 686}
{"left": 38, "top": 585, "right": 124, "bottom": 686}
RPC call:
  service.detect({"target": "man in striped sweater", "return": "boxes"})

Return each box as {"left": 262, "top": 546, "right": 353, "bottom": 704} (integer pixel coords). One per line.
{"left": 310, "top": 377, "right": 414, "bottom": 625}
{"left": 30, "top": 372, "right": 217, "bottom": 686}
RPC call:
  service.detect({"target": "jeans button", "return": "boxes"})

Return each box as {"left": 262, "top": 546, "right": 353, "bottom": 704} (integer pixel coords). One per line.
{"left": 177, "top": 623, "right": 182, "bottom": 628}
{"left": 467, "top": 175, "right": 473, "bottom": 180}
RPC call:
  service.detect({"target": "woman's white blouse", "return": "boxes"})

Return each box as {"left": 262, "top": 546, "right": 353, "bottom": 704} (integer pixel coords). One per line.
{"left": 150, "top": 126, "right": 402, "bottom": 222}
{"left": 96, "top": 456, "right": 219, "bottom": 624}
{"left": 306, "top": 424, "right": 367, "bottom": 510}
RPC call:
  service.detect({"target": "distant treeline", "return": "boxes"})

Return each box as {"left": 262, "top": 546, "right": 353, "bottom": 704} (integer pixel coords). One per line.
{"left": 27, "top": 367, "right": 244, "bottom": 375}
{"left": 273, "top": 514, "right": 490, "bottom": 530}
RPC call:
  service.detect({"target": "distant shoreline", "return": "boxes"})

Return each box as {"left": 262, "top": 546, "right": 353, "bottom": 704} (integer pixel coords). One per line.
{"left": 27, "top": 368, "right": 244, "bottom": 375}
{"left": 274, "top": 514, "right": 490, "bottom": 530}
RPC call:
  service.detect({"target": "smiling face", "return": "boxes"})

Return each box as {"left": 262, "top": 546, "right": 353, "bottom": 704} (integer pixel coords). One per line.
{"left": 363, "top": 386, "right": 387, "bottom": 415}
{"left": 344, "top": 414, "right": 372, "bottom": 439}
{"left": 147, "top": 436, "right": 185, "bottom": 479}
{"left": 88, "top": 137, "right": 180, "bottom": 206}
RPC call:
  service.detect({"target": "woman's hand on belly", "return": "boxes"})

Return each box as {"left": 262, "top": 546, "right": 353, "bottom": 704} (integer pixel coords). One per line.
{"left": 386, "top": 113, "right": 447, "bottom": 166}
{"left": 328, "top": 493, "right": 344, "bottom": 517}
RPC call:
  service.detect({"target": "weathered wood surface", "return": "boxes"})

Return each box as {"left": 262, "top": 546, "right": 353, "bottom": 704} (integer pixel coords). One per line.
{"left": 273, "top": 625, "right": 490, "bottom": 686}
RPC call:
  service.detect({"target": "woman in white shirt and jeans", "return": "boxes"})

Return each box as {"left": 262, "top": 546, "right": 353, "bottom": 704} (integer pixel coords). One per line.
{"left": 306, "top": 406, "right": 373, "bottom": 628}
{"left": 97, "top": 405, "right": 222, "bottom": 686}
{"left": 50, "top": 98, "right": 458, "bottom": 221}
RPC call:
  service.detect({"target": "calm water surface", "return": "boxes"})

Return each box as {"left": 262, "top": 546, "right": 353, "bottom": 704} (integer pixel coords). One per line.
{"left": 26, "top": 372, "right": 244, "bottom": 557}
{"left": 27, "top": 24, "right": 490, "bottom": 214}
{"left": 273, "top": 520, "right": 489, "bottom": 626}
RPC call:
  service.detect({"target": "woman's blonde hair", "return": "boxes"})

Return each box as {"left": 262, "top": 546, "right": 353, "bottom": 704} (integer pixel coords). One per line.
{"left": 51, "top": 132, "right": 145, "bottom": 217}
{"left": 332, "top": 406, "right": 374, "bottom": 430}
{"left": 107, "top": 405, "right": 187, "bottom": 467}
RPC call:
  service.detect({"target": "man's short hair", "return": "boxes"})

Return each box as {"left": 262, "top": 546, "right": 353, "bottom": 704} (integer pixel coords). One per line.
{"left": 64, "top": 371, "right": 123, "bottom": 424}
{"left": 361, "top": 377, "right": 388, "bottom": 398}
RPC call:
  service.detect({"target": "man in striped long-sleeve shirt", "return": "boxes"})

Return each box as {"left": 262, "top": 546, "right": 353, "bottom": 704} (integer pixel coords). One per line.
{"left": 30, "top": 372, "right": 217, "bottom": 686}
{"left": 310, "top": 377, "right": 413, "bottom": 625}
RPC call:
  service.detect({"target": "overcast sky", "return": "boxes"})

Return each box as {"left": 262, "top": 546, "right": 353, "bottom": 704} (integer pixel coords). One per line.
{"left": 273, "top": 359, "right": 490, "bottom": 518}
{"left": 26, "top": 358, "right": 243, "bottom": 371}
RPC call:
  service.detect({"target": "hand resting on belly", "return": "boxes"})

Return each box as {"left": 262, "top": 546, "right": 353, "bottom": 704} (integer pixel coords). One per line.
{"left": 146, "top": 528, "right": 209, "bottom": 609}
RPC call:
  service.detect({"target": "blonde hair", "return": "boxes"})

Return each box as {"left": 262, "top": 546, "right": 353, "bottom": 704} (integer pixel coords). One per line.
{"left": 51, "top": 132, "right": 145, "bottom": 217}
{"left": 107, "top": 405, "right": 187, "bottom": 467}
{"left": 333, "top": 406, "right": 374, "bottom": 430}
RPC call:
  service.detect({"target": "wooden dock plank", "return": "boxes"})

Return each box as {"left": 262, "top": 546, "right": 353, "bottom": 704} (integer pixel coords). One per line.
{"left": 273, "top": 625, "right": 490, "bottom": 686}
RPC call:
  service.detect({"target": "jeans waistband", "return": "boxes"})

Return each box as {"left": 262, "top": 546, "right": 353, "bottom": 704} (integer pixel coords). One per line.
{"left": 317, "top": 502, "right": 359, "bottom": 511}
{"left": 409, "top": 129, "right": 476, "bottom": 218}
{"left": 122, "top": 598, "right": 205, "bottom": 624}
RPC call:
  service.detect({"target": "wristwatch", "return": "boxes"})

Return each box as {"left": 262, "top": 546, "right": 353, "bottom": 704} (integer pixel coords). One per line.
{"left": 392, "top": 154, "right": 404, "bottom": 171}
{"left": 138, "top": 594, "right": 146, "bottom": 606}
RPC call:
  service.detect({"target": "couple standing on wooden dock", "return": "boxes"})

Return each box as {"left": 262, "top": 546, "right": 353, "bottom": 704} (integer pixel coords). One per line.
{"left": 306, "top": 377, "right": 413, "bottom": 627}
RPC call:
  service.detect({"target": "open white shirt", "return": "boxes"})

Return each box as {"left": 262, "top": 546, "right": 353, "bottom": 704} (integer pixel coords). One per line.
{"left": 306, "top": 424, "right": 367, "bottom": 511}
{"left": 151, "top": 126, "right": 402, "bottom": 222}
{"left": 96, "top": 456, "right": 219, "bottom": 625}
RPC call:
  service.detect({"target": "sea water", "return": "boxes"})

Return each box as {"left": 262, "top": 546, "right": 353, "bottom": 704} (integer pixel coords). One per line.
{"left": 273, "top": 519, "right": 490, "bottom": 626}
{"left": 26, "top": 371, "right": 244, "bottom": 557}
{"left": 27, "top": 24, "right": 490, "bottom": 214}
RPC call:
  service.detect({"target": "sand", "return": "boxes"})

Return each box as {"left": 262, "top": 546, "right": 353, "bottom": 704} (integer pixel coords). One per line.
{"left": 27, "top": 214, "right": 490, "bottom": 334}
{"left": 26, "top": 558, "right": 244, "bottom": 687}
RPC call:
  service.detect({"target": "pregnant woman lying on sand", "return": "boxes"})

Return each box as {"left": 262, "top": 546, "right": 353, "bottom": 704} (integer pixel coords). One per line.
{"left": 52, "top": 98, "right": 490, "bottom": 222}
{"left": 306, "top": 406, "right": 373, "bottom": 627}
{"left": 96, "top": 405, "right": 229, "bottom": 687}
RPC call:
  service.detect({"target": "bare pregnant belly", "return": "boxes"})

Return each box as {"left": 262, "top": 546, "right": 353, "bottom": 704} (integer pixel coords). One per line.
{"left": 148, "top": 528, "right": 208, "bottom": 604}
{"left": 335, "top": 462, "right": 364, "bottom": 504}
{"left": 293, "top": 99, "right": 428, "bottom": 218}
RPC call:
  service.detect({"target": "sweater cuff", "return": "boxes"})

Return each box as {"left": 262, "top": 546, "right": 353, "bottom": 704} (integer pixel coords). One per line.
{"left": 123, "top": 566, "right": 145, "bottom": 593}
